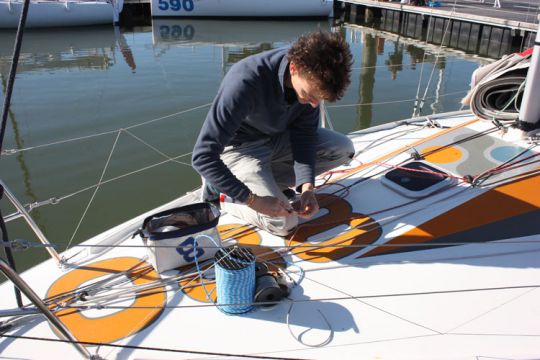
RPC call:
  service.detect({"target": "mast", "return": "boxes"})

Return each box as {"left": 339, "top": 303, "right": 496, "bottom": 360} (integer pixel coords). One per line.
{"left": 517, "top": 19, "right": 540, "bottom": 131}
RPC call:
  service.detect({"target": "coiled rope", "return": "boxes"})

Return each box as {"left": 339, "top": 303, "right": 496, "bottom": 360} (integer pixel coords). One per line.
{"left": 214, "top": 246, "right": 256, "bottom": 314}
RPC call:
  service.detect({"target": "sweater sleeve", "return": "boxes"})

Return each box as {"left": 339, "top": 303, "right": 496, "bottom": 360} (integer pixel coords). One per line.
{"left": 191, "top": 77, "right": 255, "bottom": 202}
{"left": 289, "top": 105, "right": 319, "bottom": 190}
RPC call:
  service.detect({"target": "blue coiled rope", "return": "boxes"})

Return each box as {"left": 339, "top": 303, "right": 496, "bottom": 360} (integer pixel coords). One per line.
{"left": 194, "top": 236, "right": 255, "bottom": 315}
{"left": 214, "top": 246, "right": 255, "bottom": 314}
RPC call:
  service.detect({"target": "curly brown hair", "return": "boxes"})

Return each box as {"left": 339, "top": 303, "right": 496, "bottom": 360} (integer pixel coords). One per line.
{"left": 288, "top": 31, "right": 353, "bottom": 102}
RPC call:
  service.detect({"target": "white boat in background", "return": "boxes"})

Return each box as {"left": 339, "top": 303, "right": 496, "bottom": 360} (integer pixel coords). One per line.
{"left": 0, "top": 0, "right": 123, "bottom": 28}
{"left": 151, "top": 0, "right": 333, "bottom": 18}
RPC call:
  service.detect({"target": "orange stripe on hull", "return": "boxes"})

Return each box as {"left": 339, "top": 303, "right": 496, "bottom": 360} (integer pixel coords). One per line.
{"left": 361, "top": 172, "right": 540, "bottom": 258}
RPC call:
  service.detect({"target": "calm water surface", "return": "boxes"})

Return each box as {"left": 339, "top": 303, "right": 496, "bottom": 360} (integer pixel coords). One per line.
{"left": 0, "top": 19, "right": 491, "bottom": 271}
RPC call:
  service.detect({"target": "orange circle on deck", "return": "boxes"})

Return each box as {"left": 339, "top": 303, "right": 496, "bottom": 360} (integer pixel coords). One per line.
{"left": 287, "top": 194, "right": 381, "bottom": 263}
{"left": 218, "top": 224, "right": 262, "bottom": 246}
{"left": 421, "top": 145, "right": 463, "bottom": 163}
{"left": 46, "top": 257, "right": 166, "bottom": 344}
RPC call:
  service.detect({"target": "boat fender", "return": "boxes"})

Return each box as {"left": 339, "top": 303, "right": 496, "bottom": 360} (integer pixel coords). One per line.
{"left": 275, "top": 271, "right": 295, "bottom": 297}
{"left": 255, "top": 261, "right": 268, "bottom": 278}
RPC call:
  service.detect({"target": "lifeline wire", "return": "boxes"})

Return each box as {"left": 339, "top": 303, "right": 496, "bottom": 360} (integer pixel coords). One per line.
{"left": 35, "top": 181, "right": 536, "bottom": 314}
{"left": 12, "top": 121, "right": 529, "bottom": 255}
{"left": 413, "top": 0, "right": 459, "bottom": 117}
{"left": 0, "top": 334, "right": 309, "bottom": 360}
{"left": 9, "top": 121, "right": 533, "bottom": 269}
{"left": 1, "top": 102, "right": 212, "bottom": 155}
{"left": 1, "top": 116, "right": 532, "bottom": 306}
{"left": 65, "top": 131, "right": 122, "bottom": 251}
{"left": 59, "top": 284, "right": 540, "bottom": 311}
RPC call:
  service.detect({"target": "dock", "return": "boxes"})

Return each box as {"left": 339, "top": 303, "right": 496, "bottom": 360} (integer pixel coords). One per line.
{"left": 336, "top": 0, "right": 539, "bottom": 57}
{"left": 339, "top": 0, "right": 539, "bottom": 30}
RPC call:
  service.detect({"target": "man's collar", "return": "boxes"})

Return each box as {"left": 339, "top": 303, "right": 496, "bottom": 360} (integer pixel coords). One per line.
{"left": 278, "top": 52, "right": 289, "bottom": 95}
{"left": 279, "top": 54, "right": 298, "bottom": 105}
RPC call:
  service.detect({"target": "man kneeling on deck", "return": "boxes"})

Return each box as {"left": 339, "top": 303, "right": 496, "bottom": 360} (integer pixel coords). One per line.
{"left": 192, "top": 31, "right": 354, "bottom": 236}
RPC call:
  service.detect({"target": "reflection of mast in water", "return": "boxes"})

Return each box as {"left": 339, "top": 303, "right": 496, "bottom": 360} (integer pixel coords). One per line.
{"left": 114, "top": 26, "right": 137, "bottom": 73}
{"left": 430, "top": 57, "right": 446, "bottom": 114}
{"left": 220, "top": 43, "right": 273, "bottom": 77}
{"left": 0, "top": 74, "right": 45, "bottom": 229}
{"left": 358, "top": 32, "right": 377, "bottom": 129}
{"left": 386, "top": 38, "right": 403, "bottom": 80}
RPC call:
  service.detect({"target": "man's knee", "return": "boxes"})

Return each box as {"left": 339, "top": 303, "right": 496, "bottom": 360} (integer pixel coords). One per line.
{"left": 341, "top": 135, "right": 355, "bottom": 160}
{"left": 317, "top": 129, "right": 355, "bottom": 162}
{"left": 262, "top": 214, "right": 298, "bottom": 237}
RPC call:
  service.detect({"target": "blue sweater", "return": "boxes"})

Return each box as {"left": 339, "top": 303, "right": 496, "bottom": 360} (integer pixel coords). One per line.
{"left": 192, "top": 48, "right": 319, "bottom": 203}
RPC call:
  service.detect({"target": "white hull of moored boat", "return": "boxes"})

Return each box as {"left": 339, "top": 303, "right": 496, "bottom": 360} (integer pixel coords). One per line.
{"left": 151, "top": 0, "right": 333, "bottom": 18}
{"left": 0, "top": 1, "right": 114, "bottom": 28}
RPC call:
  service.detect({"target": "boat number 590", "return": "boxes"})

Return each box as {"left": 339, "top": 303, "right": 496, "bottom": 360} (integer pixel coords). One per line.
{"left": 158, "top": 0, "right": 194, "bottom": 11}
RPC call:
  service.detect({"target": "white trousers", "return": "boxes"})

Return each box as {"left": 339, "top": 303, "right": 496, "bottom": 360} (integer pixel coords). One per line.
{"left": 220, "top": 128, "right": 354, "bottom": 236}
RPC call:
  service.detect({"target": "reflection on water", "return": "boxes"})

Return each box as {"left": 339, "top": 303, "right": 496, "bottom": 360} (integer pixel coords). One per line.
{"left": 152, "top": 19, "right": 331, "bottom": 72}
{"left": 152, "top": 19, "right": 331, "bottom": 46}
{"left": 0, "top": 19, "right": 490, "bottom": 271}
{"left": 0, "top": 27, "right": 117, "bottom": 74}
{"left": 358, "top": 33, "right": 377, "bottom": 130}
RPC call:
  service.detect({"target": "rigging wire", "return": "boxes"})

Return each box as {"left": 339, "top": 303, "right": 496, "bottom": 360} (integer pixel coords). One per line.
{"left": 328, "top": 90, "right": 467, "bottom": 109}
{"left": 53, "top": 284, "right": 540, "bottom": 310}
{"left": 350, "top": 58, "right": 470, "bottom": 71}
{"left": 8, "top": 237, "right": 540, "bottom": 251}
{"left": 123, "top": 128, "right": 192, "bottom": 167}
{"left": 0, "top": 334, "right": 309, "bottom": 360}
{"left": 2, "top": 122, "right": 535, "bottom": 286}
{"left": 8, "top": 122, "right": 537, "bottom": 255}
{"left": 0, "top": 91, "right": 468, "bottom": 157}
{"left": 413, "top": 0, "right": 459, "bottom": 117}
{"left": 65, "top": 131, "right": 122, "bottom": 251}
{"left": 1, "top": 9, "right": 537, "bottom": 360}
{"left": 2, "top": 76, "right": 537, "bottom": 318}
{"left": 8, "top": 96, "right": 461, "bottom": 216}
{"left": 0, "top": 102, "right": 212, "bottom": 156}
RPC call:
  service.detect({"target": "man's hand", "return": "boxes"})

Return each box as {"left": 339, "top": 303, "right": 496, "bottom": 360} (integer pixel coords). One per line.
{"left": 296, "top": 183, "right": 319, "bottom": 219}
{"left": 249, "top": 194, "right": 291, "bottom": 218}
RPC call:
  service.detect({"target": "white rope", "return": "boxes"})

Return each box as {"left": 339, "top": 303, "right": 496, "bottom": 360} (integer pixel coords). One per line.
{"left": 286, "top": 301, "right": 334, "bottom": 347}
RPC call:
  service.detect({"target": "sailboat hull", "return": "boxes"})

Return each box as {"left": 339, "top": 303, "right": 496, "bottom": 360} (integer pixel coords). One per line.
{"left": 0, "top": 1, "right": 114, "bottom": 28}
